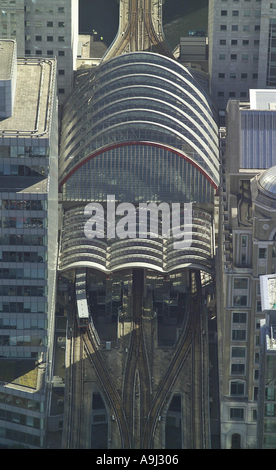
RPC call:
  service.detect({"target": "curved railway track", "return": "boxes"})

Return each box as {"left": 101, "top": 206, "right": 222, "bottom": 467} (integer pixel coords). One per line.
{"left": 67, "top": 269, "right": 208, "bottom": 449}
{"left": 102, "top": 0, "right": 173, "bottom": 61}
{"left": 82, "top": 326, "right": 131, "bottom": 449}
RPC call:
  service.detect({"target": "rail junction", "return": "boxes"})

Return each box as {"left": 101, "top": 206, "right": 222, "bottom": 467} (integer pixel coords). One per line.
{"left": 62, "top": 268, "right": 211, "bottom": 449}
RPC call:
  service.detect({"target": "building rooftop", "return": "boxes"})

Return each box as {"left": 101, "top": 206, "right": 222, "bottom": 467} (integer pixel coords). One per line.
{"left": 0, "top": 39, "right": 15, "bottom": 80}
{"left": 0, "top": 58, "right": 56, "bottom": 138}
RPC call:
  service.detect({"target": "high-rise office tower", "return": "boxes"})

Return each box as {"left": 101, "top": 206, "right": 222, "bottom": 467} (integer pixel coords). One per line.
{"left": 218, "top": 89, "right": 276, "bottom": 448}
{"left": 0, "top": 0, "right": 79, "bottom": 103}
{"left": 208, "top": 0, "right": 276, "bottom": 110}
{"left": 0, "top": 39, "right": 58, "bottom": 448}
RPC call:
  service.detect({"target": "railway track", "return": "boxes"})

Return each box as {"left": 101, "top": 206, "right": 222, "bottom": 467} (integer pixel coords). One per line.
{"left": 122, "top": 269, "right": 151, "bottom": 448}
{"left": 66, "top": 269, "right": 209, "bottom": 449}
{"left": 102, "top": 0, "right": 173, "bottom": 61}
{"left": 83, "top": 326, "right": 131, "bottom": 449}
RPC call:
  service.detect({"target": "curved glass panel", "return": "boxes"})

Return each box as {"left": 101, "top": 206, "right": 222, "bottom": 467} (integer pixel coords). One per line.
{"left": 62, "top": 145, "right": 214, "bottom": 204}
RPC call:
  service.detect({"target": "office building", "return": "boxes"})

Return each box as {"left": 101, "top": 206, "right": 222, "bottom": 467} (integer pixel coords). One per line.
{"left": 218, "top": 89, "right": 276, "bottom": 448}
{"left": 0, "top": 39, "right": 58, "bottom": 448}
{"left": 0, "top": 0, "right": 79, "bottom": 104}
{"left": 208, "top": 0, "right": 276, "bottom": 110}
{"left": 258, "top": 273, "right": 276, "bottom": 449}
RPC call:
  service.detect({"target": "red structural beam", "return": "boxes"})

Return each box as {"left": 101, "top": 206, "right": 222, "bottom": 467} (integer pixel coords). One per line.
{"left": 59, "top": 141, "right": 218, "bottom": 191}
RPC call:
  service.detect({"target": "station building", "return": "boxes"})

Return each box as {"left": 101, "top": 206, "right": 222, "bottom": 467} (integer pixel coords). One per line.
{"left": 58, "top": 49, "right": 219, "bottom": 348}
{"left": 0, "top": 39, "right": 58, "bottom": 448}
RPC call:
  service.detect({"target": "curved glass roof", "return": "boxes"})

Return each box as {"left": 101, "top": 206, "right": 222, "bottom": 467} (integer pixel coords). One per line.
{"left": 60, "top": 52, "right": 219, "bottom": 188}
{"left": 259, "top": 165, "right": 276, "bottom": 199}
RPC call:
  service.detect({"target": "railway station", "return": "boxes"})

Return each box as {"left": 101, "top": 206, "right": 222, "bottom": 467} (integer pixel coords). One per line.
{"left": 57, "top": 0, "right": 219, "bottom": 449}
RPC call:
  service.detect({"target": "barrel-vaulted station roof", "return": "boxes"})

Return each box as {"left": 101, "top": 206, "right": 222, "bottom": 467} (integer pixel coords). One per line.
{"left": 58, "top": 52, "right": 219, "bottom": 273}
{"left": 59, "top": 52, "right": 219, "bottom": 200}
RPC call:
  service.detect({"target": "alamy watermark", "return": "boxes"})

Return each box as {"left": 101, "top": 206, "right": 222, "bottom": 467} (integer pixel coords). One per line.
{"left": 84, "top": 195, "right": 193, "bottom": 250}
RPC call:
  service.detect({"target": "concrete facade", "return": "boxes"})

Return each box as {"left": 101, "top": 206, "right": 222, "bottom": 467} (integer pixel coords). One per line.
{"left": 0, "top": 0, "right": 79, "bottom": 104}
{"left": 208, "top": 0, "right": 276, "bottom": 110}
{"left": 218, "top": 91, "right": 276, "bottom": 448}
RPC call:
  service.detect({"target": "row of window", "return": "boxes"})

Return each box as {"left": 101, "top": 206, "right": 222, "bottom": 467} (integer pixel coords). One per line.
{"left": 0, "top": 335, "right": 44, "bottom": 347}
{"left": 0, "top": 268, "right": 46, "bottom": 281}
{"left": 0, "top": 164, "right": 47, "bottom": 178}
{"left": 25, "top": 35, "right": 65, "bottom": 42}
{"left": 221, "top": 10, "right": 261, "bottom": 17}
{"left": 218, "top": 53, "right": 259, "bottom": 60}
{"left": 0, "top": 318, "right": 45, "bottom": 331}
{"left": 219, "top": 39, "right": 259, "bottom": 46}
{"left": 0, "top": 285, "right": 45, "bottom": 297}
{"left": 0, "top": 234, "right": 45, "bottom": 246}
{"left": 0, "top": 409, "right": 43, "bottom": 429}
{"left": 25, "top": 21, "right": 65, "bottom": 28}
{"left": 0, "top": 425, "right": 43, "bottom": 448}
{"left": 26, "top": 48, "right": 65, "bottom": 57}
{"left": 220, "top": 24, "right": 261, "bottom": 31}
{"left": 219, "top": 72, "right": 258, "bottom": 79}
{"left": 0, "top": 394, "right": 43, "bottom": 412}
{"left": 0, "top": 300, "right": 46, "bottom": 314}
{"left": 25, "top": 5, "right": 65, "bottom": 14}
{"left": 0, "top": 145, "right": 49, "bottom": 159}
{"left": 1, "top": 200, "right": 45, "bottom": 211}
{"left": 0, "top": 217, "right": 46, "bottom": 229}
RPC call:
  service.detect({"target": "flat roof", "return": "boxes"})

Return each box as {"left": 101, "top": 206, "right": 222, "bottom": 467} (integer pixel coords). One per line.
{"left": 0, "top": 39, "right": 15, "bottom": 80}
{"left": 0, "top": 58, "right": 56, "bottom": 138}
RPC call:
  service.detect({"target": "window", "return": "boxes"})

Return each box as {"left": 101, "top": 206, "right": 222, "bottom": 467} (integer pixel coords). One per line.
{"left": 243, "top": 40, "right": 249, "bottom": 45}
{"left": 241, "top": 73, "right": 248, "bottom": 79}
{"left": 231, "top": 363, "right": 245, "bottom": 374}
{"left": 218, "top": 91, "right": 224, "bottom": 97}
{"left": 230, "top": 73, "right": 236, "bottom": 78}
{"left": 58, "top": 36, "right": 65, "bottom": 42}
{"left": 47, "top": 50, "right": 54, "bottom": 56}
{"left": 232, "top": 347, "right": 246, "bottom": 358}
{"left": 231, "top": 433, "right": 241, "bottom": 449}
{"left": 35, "top": 36, "right": 42, "bottom": 41}
{"left": 221, "top": 10, "right": 228, "bottom": 16}
{"left": 229, "top": 91, "right": 236, "bottom": 97}
{"left": 232, "top": 10, "right": 239, "bottom": 16}
{"left": 220, "top": 39, "right": 226, "bottom": 45}
{"left": 220, "top": 25, "right": 227, "bottom": 30}
{"left": 47, "top": 36, "right": 53, "bottom": 42}
{"left": 58, "top": 88, "right": 65, "bottom": 94}
{"left": 232, "top": 25, "right": 239, "bottom": 31}
{"left": 234, "top": 278, "right": 248, "bottom": 290}
{"left": 231, "top": 54, "right": 237, "bottom": 60}
{"left": 47, "top": 21, "right": 53, "bottom": 27}
{"left": 231, "top": 39, "right": 238, "bottom": 45}
{"left": 219, "top": 54, "right": 226, "bottom": 60}
{"left": 259, "top": 248, "right": 267, "bottom": 259}
{"left": 240, "top": 92, "right": 247, "bottom": 98}
{"left": 58, "top": 70, "right": 65, "bottom": 75}
{"left": 58, "top": 22, "right": 65, "bottom": 27}
{"left": 233, "top": 295, "right": 247, "bottom": 306}
{"left": 58, "top": 50, "right": 65, "bottom": 56}
{"left": 219, "top": 73, "right": 225, "bottom": 78}
{"left": 232, "top": 329, "right": 246, "bottom": 340}
{"left": 58, "top": 7, "right": 65, "bottom": 13}
{"left": 35, "top": 50, "right": 42, "bottom": 55}
{"left": 230, "top": 408, "right": 244, "bottom": 420}
{"left": 233, "top": 312, "right": 246, "bottom": 323}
